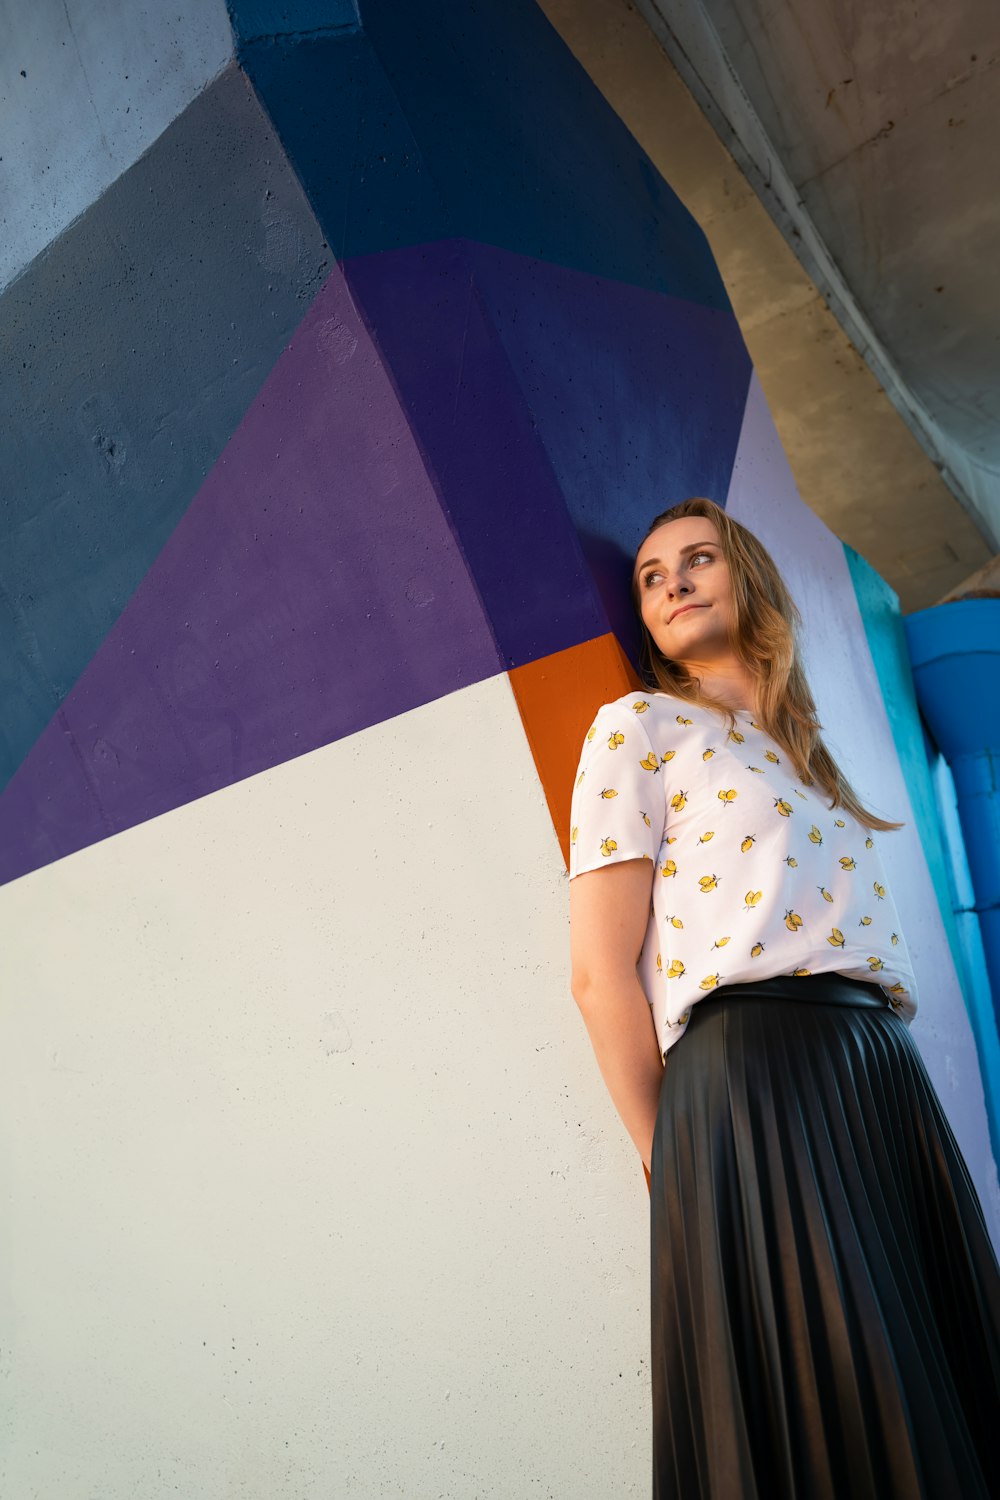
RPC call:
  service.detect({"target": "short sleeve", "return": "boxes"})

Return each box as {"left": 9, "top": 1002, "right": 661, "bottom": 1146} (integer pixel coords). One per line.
{"left": 569, "top": 699, "right": 666, "bottom": 878}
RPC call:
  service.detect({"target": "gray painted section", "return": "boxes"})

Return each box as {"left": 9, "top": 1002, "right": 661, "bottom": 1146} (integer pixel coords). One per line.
{"left": 636, "top": 0, "right": 1000, "bottom": 550}
{"left": 0, "top": 0, "right": 234, "bottom": 291}
{"left": 0, "top": 63, "right": 331, "bottom": 788}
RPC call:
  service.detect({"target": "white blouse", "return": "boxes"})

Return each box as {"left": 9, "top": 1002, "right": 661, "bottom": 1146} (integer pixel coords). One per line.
{"left": 568, "top": 691, "right": 918, "bottom": 1059}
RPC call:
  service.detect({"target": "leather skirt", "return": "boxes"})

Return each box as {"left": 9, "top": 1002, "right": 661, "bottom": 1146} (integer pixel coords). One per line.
{"left": 649, "top": 973, "right": 1000, "bottom": 1499}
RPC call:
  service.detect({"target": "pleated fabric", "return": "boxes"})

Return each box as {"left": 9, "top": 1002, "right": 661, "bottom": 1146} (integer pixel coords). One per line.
{"left": 649, "top": 973, "right": 1000, "bottom": 1500}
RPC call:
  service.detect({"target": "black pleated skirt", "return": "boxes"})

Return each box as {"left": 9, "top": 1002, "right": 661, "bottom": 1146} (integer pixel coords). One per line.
{"left": 649, "top": 973, "right": 1000, "bottom": 1500}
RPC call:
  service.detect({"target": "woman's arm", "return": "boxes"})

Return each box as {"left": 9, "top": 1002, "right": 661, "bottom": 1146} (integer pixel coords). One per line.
{"left": 570, "top": 859, "right": 664, "bottom": 1173}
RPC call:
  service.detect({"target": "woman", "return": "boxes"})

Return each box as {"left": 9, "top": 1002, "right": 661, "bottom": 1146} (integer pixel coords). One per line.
{"left": 568, "top": 497, "right": 1000, "bottom": 1498}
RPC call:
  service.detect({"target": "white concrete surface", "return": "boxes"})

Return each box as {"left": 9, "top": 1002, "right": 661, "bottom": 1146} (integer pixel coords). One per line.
{"left": 1, "top": 675, "right": 651, "bottom": 1498}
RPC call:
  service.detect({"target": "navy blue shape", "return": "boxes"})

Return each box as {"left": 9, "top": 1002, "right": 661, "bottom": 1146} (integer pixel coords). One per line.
{"left": 345, "top": 239, "right": 609, "bottom": 668}
{"left": 238, "top": 0, "right": 732, "bottom": 308}
{"left": 463, "top": 242, "right": 752, "bottom": 626}
{"left": 229, "top": 0, "right": 358, "bottom": 40}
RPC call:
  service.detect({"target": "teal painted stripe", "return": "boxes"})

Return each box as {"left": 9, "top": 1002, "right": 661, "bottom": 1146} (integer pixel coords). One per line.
{"left": 843, "top": 541, "right": 1000, "bottom": 1161}
{"left": 842, "top": 543, "right": 960, "bottom": 960}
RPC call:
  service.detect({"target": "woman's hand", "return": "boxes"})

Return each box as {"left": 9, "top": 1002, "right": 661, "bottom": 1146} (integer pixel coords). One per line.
{"left": 570, "top": 859, "right": 664, "bottom": 1173}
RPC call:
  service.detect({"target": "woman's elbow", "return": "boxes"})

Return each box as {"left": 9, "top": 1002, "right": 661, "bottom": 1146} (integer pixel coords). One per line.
{"left": 570, "top": 964, "right": 596, "bottom": 1012}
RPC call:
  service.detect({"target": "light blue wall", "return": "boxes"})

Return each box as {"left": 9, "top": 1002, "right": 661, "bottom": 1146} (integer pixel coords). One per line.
{"left": 1, "top": 0, "right": 233, "bottom": 290}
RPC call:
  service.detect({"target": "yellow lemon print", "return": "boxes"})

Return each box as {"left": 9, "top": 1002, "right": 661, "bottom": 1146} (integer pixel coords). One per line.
{"left": 677, "top": 1009, "right": 692, "bottom": 1024}
{"left": 764, "top": 750, "right": 780, "bottom": 764}
{"left": 661, "top": 859, "right": 678, "bottom": 879}
{"left": 741, "top": 835, "right": 756, "bottom": 853}
{"left": 666, "top": 959, "right": 686, "bottom": 979}
{"left": 745, "top": 889, "right": 763, "bottom": 910}
{"left": 865, "top": 836, "right": 875, "bottom": 849}
{"left": 703, "top": 748, "right": 716, "bottom": 761}
{"left": 712, "top": 936, "right": 731, "bottom": 949}
{"left": 676, "top": 714, "right": 693, "bottom": 726}
{"left": 792, "top": 968, "right": 812, "bottom": 977}
{"left": 867, "top": 956, "right": 885, "bottom": 972}
{"left": 887, "top": 980, "right": 907, "bottom": 996}
{"left": 874, "top": 882, "right": 886, "bottom": 901}
{"left": 718, "top": 788, "right": 737, "bottom": 807}
{"left": 699, "top": 974, "right": 721, "bottom": 991}
{"left": 661, "top": 750, "right": 676, "bottom": 764}
{"left": 600, "top": 837, "right": 618, "bottom": 857}
{"left": 793, "top": 789, "right": 809, "bottom": 800}
{"left": 808, "top": 825, "right": 823, "bottom": 845}
{"left": 834, "top": 818, "right": 846, "bottom": 828}
{"left": 785, "top": 856, "right": 798, "bottom": 868}
{"left": 699, "top": 874, "right": 720, "bottom": 893}
{"left": 827, "top": 928, "right": 846, "bottom": 948}
{"left": 607, "top": 731, "right": 625, "bottom": 751}
{"left": 698, "top": 832, "right": 715, "bottom": 846}
{"left": 750, "top": 720, "right": 763, "bottom": 730}
{"left": 751, "top": 942, "right": 765, "bottom": 958}
{"left": 775, "top": 798, "right": 793, "bottom": 817}
{"left": 728, "top": 729, "right": 745, "bottom": 744}
{"left": 586, "top": 724, "right": 596, "bottom": 742}
{"left": 571, "top": 826, "right": 578, "bottom": 845}
{"left": 666, "top": 836, "right": 678, "bottom": 845}
{"left": 670, "top": 790, "right": 688, "bottom": 812}
{"left": 890, "top": 932, "right": 899, "bottom": 946}
{"left": 666, "top": 914, "right": 684, "bottom": 929}
{"left": 577, "top": 771, "right": 585, "bottom": 787}
{"left": 639, "top": 752, "right": 660, "bottom": 772}
{"left": 785, "top": 909, "right": 804, "bottom": 932}
{"left": 818, "top": 886, "right": 833, "bottom": 903}
{"left": 600, "top": 788, "right": 618, "bottom": 800}
{"left": 633, "top": 700, "right": 649, "bottom": 714}
{"left": 839, "top": 856, "right": 856, "bottom": 871}
{"left": 641, "top": 811, "right": 651, "bottom": 827}
{"left": 748, "top": 766, "right": 765, "bottom": 775}
{"left": 656, "top": 952, "right": 662, "bottom": 972}
{"left": 859, "top": 915, "right": 873, "bottom": 927}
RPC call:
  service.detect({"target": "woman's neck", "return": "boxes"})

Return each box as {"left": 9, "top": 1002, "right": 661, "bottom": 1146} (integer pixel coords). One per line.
{"left": 683, "top": 665, "right": 758, "bottom": 718}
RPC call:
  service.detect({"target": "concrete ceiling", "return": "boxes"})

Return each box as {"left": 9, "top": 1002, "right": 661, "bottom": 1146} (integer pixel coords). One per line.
{"left": 540, "top": 0, "right": 999, "bottom": 612}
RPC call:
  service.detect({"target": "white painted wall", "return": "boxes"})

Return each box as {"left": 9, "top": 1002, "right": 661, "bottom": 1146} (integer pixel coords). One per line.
{"left": 1, "top": 676, "right": 651, "bottom": 1498}
{"left": 0, "top": 0, "right": 234, "bottom": 291}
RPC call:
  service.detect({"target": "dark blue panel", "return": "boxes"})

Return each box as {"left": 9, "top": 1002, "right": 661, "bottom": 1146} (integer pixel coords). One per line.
{"left": 0, "top": 66, "right": 330, "bottom": 790}
{"left": 228, "top": 0, "right": 358, "bottom": 41}
{"left": 464, "top": 243, "right": 752, "bottom": 646}
{"left": 345, "top": 240, "right": 609, "bottom": 668}
{"left": 239, "top": 29, "right": 452, "bottom": 258}
{"left": 239, "top": 0, "right": 732, "bottom": 308}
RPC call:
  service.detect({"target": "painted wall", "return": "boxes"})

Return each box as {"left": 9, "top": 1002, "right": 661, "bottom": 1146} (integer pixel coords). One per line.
{"left": 1, "top": 0, "right": 234, "bottom": 291}
{"left": 2, "top": 2, "right": 997, "bottom": 1495}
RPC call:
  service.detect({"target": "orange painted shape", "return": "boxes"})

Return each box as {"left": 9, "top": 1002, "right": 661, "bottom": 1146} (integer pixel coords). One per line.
{"left": 509, "top": 632, "right": 642, "bottom": 870}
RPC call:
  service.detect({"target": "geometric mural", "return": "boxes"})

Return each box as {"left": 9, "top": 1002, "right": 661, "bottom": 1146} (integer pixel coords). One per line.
{"left": 3, "top": 4, "right": 998, "bottom": 1494}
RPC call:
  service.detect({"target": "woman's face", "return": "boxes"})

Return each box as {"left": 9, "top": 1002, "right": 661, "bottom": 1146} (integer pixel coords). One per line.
{"left": 634, "top": 515, "right": 734, "bottom": 663}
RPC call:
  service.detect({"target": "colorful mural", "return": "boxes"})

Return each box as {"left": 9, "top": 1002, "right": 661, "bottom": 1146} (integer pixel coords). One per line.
{"left": 2, "top": 2, "right": 996, "bottom": 1495}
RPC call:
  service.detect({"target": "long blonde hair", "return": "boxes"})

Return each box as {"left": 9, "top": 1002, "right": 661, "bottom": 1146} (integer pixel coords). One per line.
{"left": 631, "top": 497, "right": 904, "bottom": 832}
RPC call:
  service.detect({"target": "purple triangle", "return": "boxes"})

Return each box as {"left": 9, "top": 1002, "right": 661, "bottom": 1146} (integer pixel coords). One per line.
{"left": 0, "top": 262, "right": 504, "bottom": 884}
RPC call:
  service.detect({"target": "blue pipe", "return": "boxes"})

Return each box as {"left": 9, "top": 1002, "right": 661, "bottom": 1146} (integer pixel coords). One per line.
{"left": 904, "top": 596, "right": 1000, "bottom": 1039}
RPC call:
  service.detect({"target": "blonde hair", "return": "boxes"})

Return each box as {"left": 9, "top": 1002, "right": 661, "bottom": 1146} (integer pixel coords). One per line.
{"left": 631, "top": 497, "right": 904, "bottom": 832}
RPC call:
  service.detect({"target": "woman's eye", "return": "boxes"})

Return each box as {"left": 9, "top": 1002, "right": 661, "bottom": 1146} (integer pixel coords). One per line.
{"left": 642, "top": 571, "right": 663, "bottom": 588}
{"left": 691, "top": 551, "right": 713, "bottom": 565}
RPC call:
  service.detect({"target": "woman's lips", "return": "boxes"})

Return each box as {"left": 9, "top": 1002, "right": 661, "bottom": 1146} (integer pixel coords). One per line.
{"left": 668, "top": 604, "right": 705, "bottom": 624}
